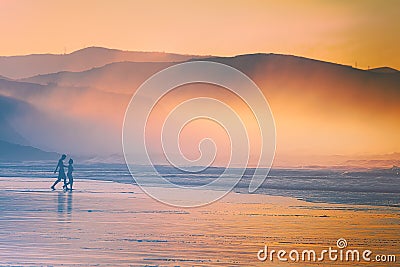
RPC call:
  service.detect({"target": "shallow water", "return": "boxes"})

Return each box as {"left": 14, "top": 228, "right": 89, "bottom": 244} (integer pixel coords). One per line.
{"left": 0, "top": 162, "right": 399, "bottom": 207}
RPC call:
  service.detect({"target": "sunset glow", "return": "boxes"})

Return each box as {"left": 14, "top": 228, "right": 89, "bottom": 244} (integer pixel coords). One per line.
{"left": 1, "top": 0, "right": 399, "bottom": 70}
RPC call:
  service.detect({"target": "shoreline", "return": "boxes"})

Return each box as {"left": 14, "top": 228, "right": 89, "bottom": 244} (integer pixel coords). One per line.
{"left": 1, "top": 161, "right": 398, "bottom": 208}
{"left": 0, "top": 177, "right": 399, "bottom": 266}
{"left": 2, "top": 175, "right": 400, "bottom": 210}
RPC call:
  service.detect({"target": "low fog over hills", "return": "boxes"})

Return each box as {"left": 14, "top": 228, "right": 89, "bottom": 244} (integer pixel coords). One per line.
{"left": 0, "top": 48, "right": 398, "bottom": 166}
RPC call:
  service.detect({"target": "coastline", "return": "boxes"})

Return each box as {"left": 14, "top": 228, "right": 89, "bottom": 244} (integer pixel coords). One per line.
{"left": 2, "top": 162, "right": 399, "bottom": 208}
{"left": 0, "top": 177, "right": 399, "bottom": 266}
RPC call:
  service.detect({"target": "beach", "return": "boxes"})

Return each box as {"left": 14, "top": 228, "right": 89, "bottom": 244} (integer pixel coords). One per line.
{"left": 0, "top": 177, "right": 399, "bottom": 266}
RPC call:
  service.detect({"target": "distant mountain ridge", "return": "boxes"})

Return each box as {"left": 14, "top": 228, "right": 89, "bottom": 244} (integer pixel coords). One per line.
{"left": 0, "top": 50, "right": 398, "bottom": 166}
{"left": 0, "top": 139, "right": 59, "bottom": 161}
{"left": 2, "top": 47, "right": 398, "bottom": 80}
{"left": 0, "top": 47, "right": 206, "bottom": 79}
{"left": 19, "top": 53, "right": 400, "bottom": 96}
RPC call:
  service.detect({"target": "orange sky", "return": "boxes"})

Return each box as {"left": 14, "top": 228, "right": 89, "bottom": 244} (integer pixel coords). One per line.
{"left": 1, "top": 0, "right": 399, "bottom": 70}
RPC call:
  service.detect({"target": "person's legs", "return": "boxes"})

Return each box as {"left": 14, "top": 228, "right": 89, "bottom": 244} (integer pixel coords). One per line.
{"left": 62, "top": 175, "right": 68, "bottom": 190}
{"left": 51, "top": 178, "right": 61, "bottom": 190}
{"left": 67, "top": 174, "right": 73, "bottom": 190}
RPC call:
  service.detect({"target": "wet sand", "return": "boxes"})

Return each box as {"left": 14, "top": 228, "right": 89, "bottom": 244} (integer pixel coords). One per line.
{"left": 0, "top": 177, "right": 399, "bottom": 266}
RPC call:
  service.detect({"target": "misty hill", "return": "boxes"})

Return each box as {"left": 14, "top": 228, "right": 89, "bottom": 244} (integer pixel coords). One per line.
{"left": 0, "top": 75, "right": 13, "bottom": 80}
{"left": 0, "top": 80, "right": 120, "bottom": 156}
{"left": 0, "top": 95, "right": 30, "bottom": 145}
{"left": 21, "top": 53, "right": 400, "bottom": 97}
{"left": 0, "top": 140, "right": 59, "bottom": 161}
{"left": 0, "top": 52, "right": 399, "bottom": 167}
{"left": 0, "top": 77, "right": 43, "bottom": 91}
{"left": 0, "top": 47, "right": 205, "bottom": 79}
{"left": 368, "top": 67, "right": 399, "bottom": 73}
{"left": 21, "top": 61, "right": 175, "bottom": 94}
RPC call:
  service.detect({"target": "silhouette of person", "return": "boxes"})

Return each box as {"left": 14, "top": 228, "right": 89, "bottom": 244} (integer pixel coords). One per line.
{"left": 65, "top": 158, "right": 74, "bottom": 191}
{"left": 51, "top": 154, "right": 68, "bottom": 190}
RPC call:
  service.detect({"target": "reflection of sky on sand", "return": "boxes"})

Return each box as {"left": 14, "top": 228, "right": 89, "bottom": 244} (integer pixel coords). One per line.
{"left": 0, "top": 178, "right": 399, "bottom": 266}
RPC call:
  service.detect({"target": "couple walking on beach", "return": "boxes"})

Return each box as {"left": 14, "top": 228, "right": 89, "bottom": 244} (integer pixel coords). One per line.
{"left": 51, "top": 154, "right": 74, "bottom": 191}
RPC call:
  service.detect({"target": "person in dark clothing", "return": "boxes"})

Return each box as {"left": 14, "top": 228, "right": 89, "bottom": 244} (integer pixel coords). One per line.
{"left": 66, "top": 158, "right": 74, "bottom": 191}
{"left": 51, "top": 154, "right": 67, "bottom": 190}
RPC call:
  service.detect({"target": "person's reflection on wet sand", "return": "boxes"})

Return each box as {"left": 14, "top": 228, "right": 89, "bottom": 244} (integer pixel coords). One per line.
{"left": 67, "top": 191, "right": 72, "bottom": 215}
{"left": 57, "top": 191, "right": 65, "bottom": 213}
{"left": 56, "top": 192, "right": 73, "bottom": 220}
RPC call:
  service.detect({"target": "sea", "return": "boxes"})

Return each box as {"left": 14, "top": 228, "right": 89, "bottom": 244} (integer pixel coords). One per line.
{"left": 0, "top": 161, "right": 399, "bottom": 207}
